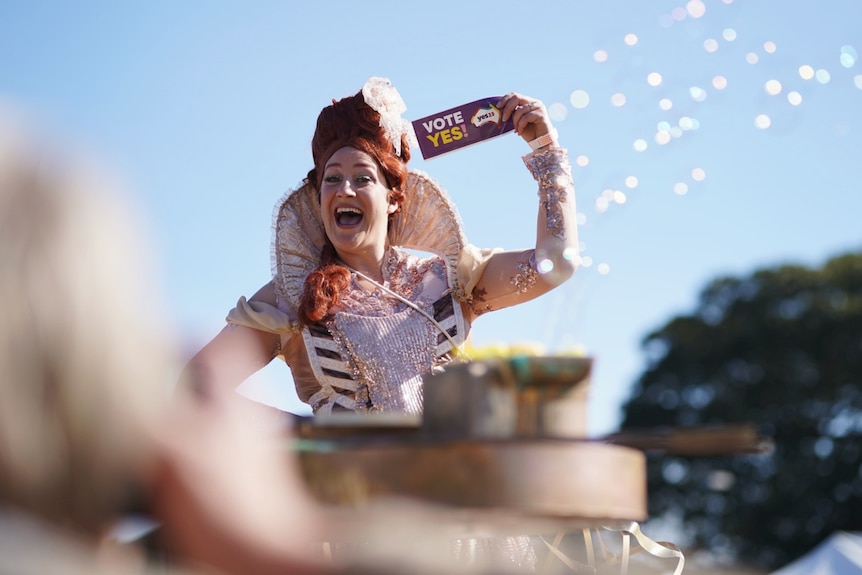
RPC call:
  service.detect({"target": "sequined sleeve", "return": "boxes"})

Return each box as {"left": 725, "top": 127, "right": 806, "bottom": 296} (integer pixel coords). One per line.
{"left": 226, "top": 296, "right": 302, "bottom": 335}
{"left": 522, "top": 146, "right": 574, "bottom": 241}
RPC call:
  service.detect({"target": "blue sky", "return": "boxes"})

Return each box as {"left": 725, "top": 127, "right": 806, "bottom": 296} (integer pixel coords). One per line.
{"left": 3, "top": 1, "right": 860, "bottom": 435}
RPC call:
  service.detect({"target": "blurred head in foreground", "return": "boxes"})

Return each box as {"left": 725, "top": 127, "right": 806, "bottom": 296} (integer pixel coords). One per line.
{"left": 0, "top": 106, "right": 328, "bottom": 575}
{"left": 0, "top": 107, "right": 171, "bottom": 535}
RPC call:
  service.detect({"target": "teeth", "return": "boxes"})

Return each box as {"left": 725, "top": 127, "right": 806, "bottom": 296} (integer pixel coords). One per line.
{"left": 336, "top": 207, "right": 362, "bottom": 215}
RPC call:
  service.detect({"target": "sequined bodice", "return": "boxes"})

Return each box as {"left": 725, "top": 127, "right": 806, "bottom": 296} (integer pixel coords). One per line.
{"left": 336, "top": 249, "right": 446, "bottom": 317}
{"left": 302, "top": 248, "right": 467, "bottom": 415}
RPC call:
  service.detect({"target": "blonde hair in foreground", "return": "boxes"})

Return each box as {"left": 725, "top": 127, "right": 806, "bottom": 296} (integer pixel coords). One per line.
{"left": 0, "top": 110, "right": 174, "bottom": 534}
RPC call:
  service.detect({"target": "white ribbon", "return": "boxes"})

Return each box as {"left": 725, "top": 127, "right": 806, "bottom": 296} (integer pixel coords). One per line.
{"left": 541, "top": 522, "right": 685, "bottom": 575}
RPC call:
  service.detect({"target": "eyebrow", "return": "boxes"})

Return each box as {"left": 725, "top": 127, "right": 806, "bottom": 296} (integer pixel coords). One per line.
{"left": 324, "top": 161, "right": 377, "bottom": 171}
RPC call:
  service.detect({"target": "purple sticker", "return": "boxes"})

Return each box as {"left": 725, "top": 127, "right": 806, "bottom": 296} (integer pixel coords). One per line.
{"left": 411, "top": 97, "right": 515, "bottom": 160}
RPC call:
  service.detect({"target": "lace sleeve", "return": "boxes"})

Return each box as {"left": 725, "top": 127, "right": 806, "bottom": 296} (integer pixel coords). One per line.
{"left": 522, "top": 146, "right": 574, "bottom": 242}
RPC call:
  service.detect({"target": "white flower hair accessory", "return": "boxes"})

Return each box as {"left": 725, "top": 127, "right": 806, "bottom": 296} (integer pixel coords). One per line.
{"left": 361, "top": 76, "right": 418, "bottom": 157}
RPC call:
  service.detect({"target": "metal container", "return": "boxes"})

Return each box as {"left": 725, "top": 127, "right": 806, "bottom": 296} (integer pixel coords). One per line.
{"left": 422, "top": 356, "right": 593, "bottom": 440}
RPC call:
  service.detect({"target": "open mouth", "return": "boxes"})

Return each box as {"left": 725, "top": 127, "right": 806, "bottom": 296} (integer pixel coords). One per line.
{"left": 335, "top": 206, "right": 364, "bottom": 227}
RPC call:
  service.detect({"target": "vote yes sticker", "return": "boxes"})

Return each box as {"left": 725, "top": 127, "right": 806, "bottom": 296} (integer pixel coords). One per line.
{"left": 411, "top": 97, "right": 515, "bottom": 160}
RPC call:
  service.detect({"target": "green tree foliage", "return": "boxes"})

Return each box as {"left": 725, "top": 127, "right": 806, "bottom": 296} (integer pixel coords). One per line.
{"left": 620, "top": 251, "right": 862, "bottom": 569}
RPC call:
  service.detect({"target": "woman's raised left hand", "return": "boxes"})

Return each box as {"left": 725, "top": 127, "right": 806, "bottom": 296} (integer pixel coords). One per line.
{"left": 497, "top": 92, "right": 557, "bottom": 147}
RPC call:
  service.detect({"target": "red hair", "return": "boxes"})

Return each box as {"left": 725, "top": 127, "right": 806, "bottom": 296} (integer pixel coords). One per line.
{"left": 297, "top": 90, "right": 411, "bottom": 326}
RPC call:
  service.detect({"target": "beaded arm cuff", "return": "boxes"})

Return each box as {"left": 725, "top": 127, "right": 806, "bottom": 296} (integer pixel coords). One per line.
{"left": 523, "top": 147, "right": 573, "bottom": 240}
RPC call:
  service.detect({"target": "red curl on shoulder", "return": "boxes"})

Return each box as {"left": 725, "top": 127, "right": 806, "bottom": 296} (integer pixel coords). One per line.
{"left": 297, "top": 243, "right": 351, "bottom": 326}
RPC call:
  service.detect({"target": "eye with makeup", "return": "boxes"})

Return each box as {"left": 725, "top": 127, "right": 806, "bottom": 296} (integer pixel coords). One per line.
{"left": 322, "top": 172, "right": 376, "bottom": 186}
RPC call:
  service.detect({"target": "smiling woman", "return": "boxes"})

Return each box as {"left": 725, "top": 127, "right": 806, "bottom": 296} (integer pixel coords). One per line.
{"left": 181, "top": 75, "right": 580, "bottom": 571}
{"left": 317, "top": 147, "right": 399, "bottom": 283}
{"left": 184, "top": 76, "right": 579, "bottom": 421}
